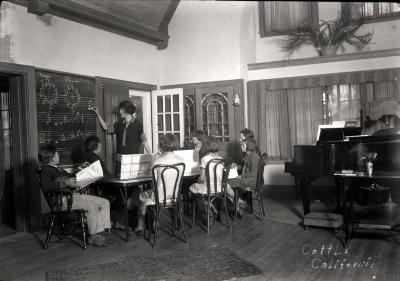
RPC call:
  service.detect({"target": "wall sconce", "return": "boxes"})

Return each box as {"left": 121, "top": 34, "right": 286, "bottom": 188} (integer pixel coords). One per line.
{"left": 233, "top": 94, "right": 240, "bottom": 106}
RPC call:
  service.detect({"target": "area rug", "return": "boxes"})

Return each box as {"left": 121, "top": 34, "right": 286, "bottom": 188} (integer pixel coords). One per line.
{"left": 46, "top": 247, "right": 263, "bottom": 281}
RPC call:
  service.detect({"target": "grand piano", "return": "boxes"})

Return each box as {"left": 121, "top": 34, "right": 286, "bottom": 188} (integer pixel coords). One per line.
{"left": 284, "top": 126, "right": 400, "bottom": 216}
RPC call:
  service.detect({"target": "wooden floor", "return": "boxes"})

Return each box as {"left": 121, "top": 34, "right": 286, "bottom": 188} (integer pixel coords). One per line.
{"left": 1, "top": 187, "right": 400, "bottom": 281}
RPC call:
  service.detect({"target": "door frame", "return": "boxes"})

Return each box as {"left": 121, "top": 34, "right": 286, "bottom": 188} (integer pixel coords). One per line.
{"left": 161, "top": 79, "right": 244, "bottom": 162}
{"left": 0, "top": 62, "right": 37, "bottom": 231}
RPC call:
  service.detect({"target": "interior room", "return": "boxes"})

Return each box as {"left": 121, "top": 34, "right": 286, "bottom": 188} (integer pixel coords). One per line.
{"left": 0, "top": 1, "right": 399, "bottom": 280}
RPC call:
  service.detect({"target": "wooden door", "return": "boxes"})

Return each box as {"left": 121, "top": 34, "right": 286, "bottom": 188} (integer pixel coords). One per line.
{"left": 194, "top": 86, "right": 236, "bottom": 161}
{"left": 151, "top": 88, "right": 184, "bottom": 150}
{"left": 102, "top": 84, "right": 129, "bottom": 175}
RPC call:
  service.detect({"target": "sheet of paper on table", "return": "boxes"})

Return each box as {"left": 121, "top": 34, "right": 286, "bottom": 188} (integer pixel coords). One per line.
{"left": 120, "top": 154, "right": 153, "bottom": 180}
{"left": 173, "top": 149, "right": 200, "bottom": 176}
{"left": 228, "top": 167, "right": 238, "bottom": 179}
{"left": 75, "top": 160, "right": 103, "bottom": 189}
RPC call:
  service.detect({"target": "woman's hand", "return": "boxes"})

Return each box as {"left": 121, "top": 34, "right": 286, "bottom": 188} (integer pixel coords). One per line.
{"left": 89, "top": 106, "right": 100, "bottom": 115}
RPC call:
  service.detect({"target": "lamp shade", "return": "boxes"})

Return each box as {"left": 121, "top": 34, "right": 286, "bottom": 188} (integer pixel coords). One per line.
{"left": 366, "top": 100, "right": 400, "bottom": 121}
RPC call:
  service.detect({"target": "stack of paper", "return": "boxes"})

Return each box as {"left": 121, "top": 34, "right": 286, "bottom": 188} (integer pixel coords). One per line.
{"left": 120, "top": 154, "right": 153, "bottom": 180}
{"left": 173, "top": 150, "right": 200, "bottom": 175}
{"left": 75, "top": 160, "right": 103, "bottom": 189}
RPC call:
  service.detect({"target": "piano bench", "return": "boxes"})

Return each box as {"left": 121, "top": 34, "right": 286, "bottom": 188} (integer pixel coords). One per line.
{"left": 303, "top": 212, "right": 344, "bottom": 231}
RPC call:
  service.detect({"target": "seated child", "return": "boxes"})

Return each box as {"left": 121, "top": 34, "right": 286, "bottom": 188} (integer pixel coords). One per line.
{"left": 135, "top": 133, "right": 184, "bottom": 232}
{"left": 228, "top": 139, "right": 261, "bottom": 215}
{"left": 39, "top": 144, "right": 111, "bottom": 246}
{"left": 83, "top": 135, "right": 111, "bottom": 178}
{"left": 189, "top": 136, "right": 246, "bottom": 214}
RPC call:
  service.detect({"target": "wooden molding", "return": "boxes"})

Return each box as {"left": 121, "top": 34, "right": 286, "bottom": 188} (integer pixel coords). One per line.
{"left": 8, "top": 0, "right": 177, "bottom": 49}
{"left": 27, "top": 0, "right": 49, "bottom": 16}
{"left": 95, "top": 76, "right": 156, "bottom": 91}
{"left": 158, "top": 0, "right": 180, "bottom": 34}
{"left": 248, "top": 48, "right": 400, "bottom": 71}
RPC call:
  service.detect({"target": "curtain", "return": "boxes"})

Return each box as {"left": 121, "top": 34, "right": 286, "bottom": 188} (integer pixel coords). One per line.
{"left": 262, "top": 89, "right": 291, "bottom": 159}
{"left": 247, "top": 68, "right": 400, "bottom": 160}
{"left": 262, "top": 1, "right": 313, "bottom": 34}
{"left": 287, "top": 88, "right": 323, "bottom": 155}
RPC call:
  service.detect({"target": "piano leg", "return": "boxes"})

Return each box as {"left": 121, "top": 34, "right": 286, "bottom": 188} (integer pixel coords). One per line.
{"left": 300, "top": 176, "right": 311, "bottom": 215}
{"left": 342, "top": 178, "right": 350, "bottom": 245}
{"left": 335, "top": 177, "right": 342, "bottom": 212}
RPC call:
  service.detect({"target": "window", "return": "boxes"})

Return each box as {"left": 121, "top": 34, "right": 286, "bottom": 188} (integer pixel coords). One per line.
{"left": 346, "top": 2, "right": 400, "bottom": 22}
{"left": 201, "top": 93, "right": 230, "bottom": 143}
{"left": 151, "top": 88, "right": 184, "bottom": 149}
{"left": 258, "top": 1, "right": 318, "bottom": 37}
{"left": 328, "top": 84, "right": 361, "bottom": 126}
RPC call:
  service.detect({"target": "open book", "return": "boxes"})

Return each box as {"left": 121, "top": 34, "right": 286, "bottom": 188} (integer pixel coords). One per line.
{"left": 75, "top": 160, "right": 103, "bottom": 189}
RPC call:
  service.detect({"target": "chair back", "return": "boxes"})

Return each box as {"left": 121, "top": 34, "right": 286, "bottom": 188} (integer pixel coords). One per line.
{"left": 152, "top": 163, "right": 185, "bottom": 207}
{"left": 205, "top": 158, "right": 231, "bottom": 196}
{"left": 34, "top": 168, "right": 63, "bottom": 212}
{"left": 255, "top": 153, "right": 267, "bottom": 192}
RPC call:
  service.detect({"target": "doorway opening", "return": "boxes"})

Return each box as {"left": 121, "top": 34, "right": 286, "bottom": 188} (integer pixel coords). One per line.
{"left": 0, "top": 74, "right": 16, "bottom": 236}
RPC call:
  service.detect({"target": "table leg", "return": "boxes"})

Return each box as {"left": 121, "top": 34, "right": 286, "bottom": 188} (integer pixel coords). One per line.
{"left": 124, "top": 185, "right": 129, "bottom": 242}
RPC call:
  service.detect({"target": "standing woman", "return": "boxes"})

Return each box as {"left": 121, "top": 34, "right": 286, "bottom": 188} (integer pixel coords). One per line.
{"left": 91, "top": 100, "right": 151, "bottom": 166}
{"left": 91, "top": 100, "right": 151, "bottom": 230}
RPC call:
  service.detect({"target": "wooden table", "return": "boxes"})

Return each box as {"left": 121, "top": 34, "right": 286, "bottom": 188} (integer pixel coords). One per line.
{"left": 99, "top": 171, "right": 200, "bottom": 241}
{"left": 100, "top": 177, "right": 152, "bottom": 241}
{"left": 334, "top": 171, "right": 400, "bottom": 244}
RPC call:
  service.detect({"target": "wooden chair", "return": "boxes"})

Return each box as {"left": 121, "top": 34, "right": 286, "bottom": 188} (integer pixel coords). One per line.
{"left": 233, "top": 153, "right": 267, "bottom": 222}
{"left": 34, "top": 169, "right": 87, "bottom": 249}
{"left": 145, "top": 163, "right": 187, "bottom": 247}
{"left": 190, "top": 159, "right": 232, "bottom": 234}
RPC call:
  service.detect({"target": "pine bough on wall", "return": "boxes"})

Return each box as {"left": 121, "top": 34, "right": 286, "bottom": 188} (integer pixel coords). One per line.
{"left": 279, "top": 3, "right": 373, "bottom": 57}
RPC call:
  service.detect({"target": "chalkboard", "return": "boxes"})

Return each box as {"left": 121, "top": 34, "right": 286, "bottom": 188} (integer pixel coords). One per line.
{"left": 36, "top": 70, "right": 97, "bottom": 165}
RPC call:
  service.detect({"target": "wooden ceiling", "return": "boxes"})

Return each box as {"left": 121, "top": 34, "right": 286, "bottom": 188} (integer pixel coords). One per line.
{"left": 7, "top": 0, "right": 180, "bottom": 49}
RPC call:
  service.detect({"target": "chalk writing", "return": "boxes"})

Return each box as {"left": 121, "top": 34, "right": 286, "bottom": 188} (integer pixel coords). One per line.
{"left": 36, "top": 71, "right": 97, "bottom": 165}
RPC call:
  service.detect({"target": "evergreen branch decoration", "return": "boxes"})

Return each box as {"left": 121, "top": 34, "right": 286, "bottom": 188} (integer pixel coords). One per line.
{"left": 279, "top": 3, "right": 373, "bottom": 57}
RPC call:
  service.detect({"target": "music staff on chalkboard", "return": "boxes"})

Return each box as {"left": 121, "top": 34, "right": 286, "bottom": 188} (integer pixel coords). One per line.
{"left": 39, "top": 73, "right": 58, "bottom": 110}
{"left": 63, "top": 76, "right": 81, "bottom": 113}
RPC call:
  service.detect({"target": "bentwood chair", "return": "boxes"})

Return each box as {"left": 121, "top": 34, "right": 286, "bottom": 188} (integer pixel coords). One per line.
{"left": 233, "top": 153, "right": 267, "bottom": 222}
{"left": 190, "top": 159, "right": 232, "bottom": 234}
{"left": 34, "top": 169, "right": 87, "bottom": 249}
{"left": 145, "top": 163, "right": 187, "bottom": 247}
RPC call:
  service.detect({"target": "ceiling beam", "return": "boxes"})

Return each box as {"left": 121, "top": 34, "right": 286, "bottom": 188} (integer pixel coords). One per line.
{"left": 8, "top": 0, "right": 175, "bottom": 48}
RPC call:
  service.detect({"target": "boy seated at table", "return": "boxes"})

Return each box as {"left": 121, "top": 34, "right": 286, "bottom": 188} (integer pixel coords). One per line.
{"left": 39, "top": 144, "right": 112, "bottom": 246}
{"left": 134, "top": 133, "right": 184, "bottom": 233}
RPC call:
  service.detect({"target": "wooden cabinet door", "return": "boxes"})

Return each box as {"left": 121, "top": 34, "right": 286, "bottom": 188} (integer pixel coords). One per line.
{"left": 195, "top": 86, "right": 236, "bottom": 161}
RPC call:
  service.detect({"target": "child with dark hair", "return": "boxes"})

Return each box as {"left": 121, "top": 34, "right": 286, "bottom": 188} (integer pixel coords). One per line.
{"left": 228, "top": 138, "right": 261, "bottom": 215}
{"left": 83, "top": 135, "right": 111, "bottom": 178}
{"left": 135, "top": 133, "right": 184, "bottom": 233}
{"left": 38, "top": 144, "right": 111, "bottom": 246}
{"left": 240, "top": 128, "right": 255, "bottom": 143}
